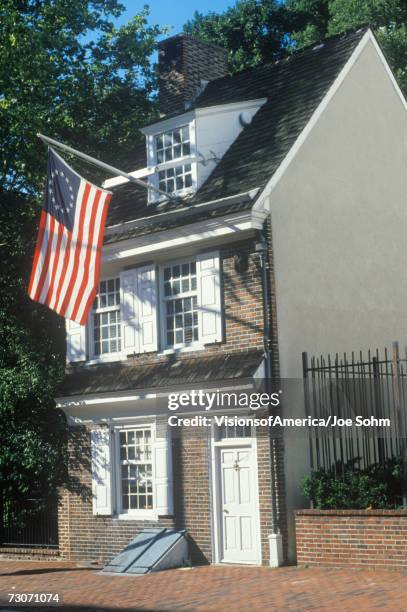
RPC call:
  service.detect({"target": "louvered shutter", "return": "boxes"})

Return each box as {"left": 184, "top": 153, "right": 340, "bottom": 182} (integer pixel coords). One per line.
{"left": 91, "top": 427, "right": 113, "bottom": 516}
{"left": 197, "top": 251, "right": 222, "bottom": 344}
{"left": 120, "top": 269, "right": 140, "bottom": 355}
{"left": 66, "top": 318, "right": 87, "bottom": 362}
{"left": 154, "top": 421, "right": 173, "bottom": 516}
{"left": 121, "top": 265, "right": 158, "bottom": 356}
{"left": 135, "top": 266, "right": 158, "bottom": 353}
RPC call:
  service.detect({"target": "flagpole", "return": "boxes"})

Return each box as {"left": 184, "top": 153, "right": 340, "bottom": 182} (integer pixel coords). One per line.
{"left": 37, "top": 133, "right": 178, "bottom": 201}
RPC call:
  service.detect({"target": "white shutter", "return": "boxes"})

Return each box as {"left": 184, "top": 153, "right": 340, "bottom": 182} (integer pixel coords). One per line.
{"left": 66, "top": 318, "right": 86, "bottom": 362}
{"left": 135, "top": 266, "right": 158, "bottom": 353}
{"left": 197, "top": 251, "right": 222, "bottom": 344}
{"left": 120, "top": 269, "right": 140, "bottom": 355}
{"left": 154, "top": 421, "right": 173, "bottom": 516}
{"left": 91, "top": 427, "right": 113, "bottom": 516}
{"left": 121, "top": 265, "right": 158, "bottom": 356}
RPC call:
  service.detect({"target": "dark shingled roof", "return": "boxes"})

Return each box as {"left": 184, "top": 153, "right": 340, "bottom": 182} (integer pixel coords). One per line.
{"left": 105, "top": 28, "right": 367, "bottom": 239}
{"left": 59, "top": 350, "right": 264, "bottom": 397}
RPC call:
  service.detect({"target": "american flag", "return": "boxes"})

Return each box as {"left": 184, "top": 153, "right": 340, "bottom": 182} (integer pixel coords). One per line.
{"left": 28, "top": 148, "right": 112, "bottom": 325}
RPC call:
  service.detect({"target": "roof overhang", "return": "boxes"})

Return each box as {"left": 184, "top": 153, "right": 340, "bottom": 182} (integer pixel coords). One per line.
{"left": 102, "top": 190, "right": 260, "bottom": 264}
{"left": 56, "top": 351, "right": 265, "bottom": 424}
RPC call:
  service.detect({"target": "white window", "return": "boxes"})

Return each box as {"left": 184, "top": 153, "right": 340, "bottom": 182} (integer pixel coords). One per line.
{"left": 91, "top": 423, "right": 173, "bottom": 517}
{"left": 163, "top": 261, "right": 199, "bottom": 348}
{"left": 158, "top": 163, "right": 192, "bottom": 194}
{"left": 119, "top": 427, "right": 153, "bottom": 512}
{"left": 217, "top": 423, "right": 252, "bottom": 440}
{"left": 92, "top": 278, "right": 121, "bottom": 356}
{"left": 155, "top": 125, "right": 190, "bottom": 163}
{"left": 149, "top": 124, "right": 195, "bottom": 199}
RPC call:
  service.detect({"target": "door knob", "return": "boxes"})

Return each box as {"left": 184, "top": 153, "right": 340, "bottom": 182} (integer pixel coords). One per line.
{"left": 223, "top": 507, "right": 229, "bottom": 514}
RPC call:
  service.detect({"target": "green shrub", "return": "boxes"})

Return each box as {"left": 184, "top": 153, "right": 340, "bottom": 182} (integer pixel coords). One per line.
{"left": 303, "top": 456, "right": 404, "bottom": 509}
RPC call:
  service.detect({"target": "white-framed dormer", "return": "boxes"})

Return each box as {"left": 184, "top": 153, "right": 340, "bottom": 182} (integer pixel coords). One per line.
{"left": 131, "top": 99, "right": 267, "bottom": 204}
{"left": 145, "top": 112, "right": 197, "bottom": 203}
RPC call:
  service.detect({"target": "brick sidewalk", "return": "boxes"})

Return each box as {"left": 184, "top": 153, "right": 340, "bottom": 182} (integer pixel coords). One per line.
{"left": 0, "top": 561, "right": 406, "bottom": 611}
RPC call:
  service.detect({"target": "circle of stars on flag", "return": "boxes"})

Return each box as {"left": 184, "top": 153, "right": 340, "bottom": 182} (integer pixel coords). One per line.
{"left": 48, "top": 168, "right": 75, "bottom": 213}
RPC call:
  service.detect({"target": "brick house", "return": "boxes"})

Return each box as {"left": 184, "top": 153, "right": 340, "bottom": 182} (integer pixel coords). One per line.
{"left": 56, "top": 27, "right": 407, "bottom": 566}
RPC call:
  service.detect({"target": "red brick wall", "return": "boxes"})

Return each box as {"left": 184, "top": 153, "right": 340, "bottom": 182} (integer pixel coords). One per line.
{"left": 295, "top": 509, "right": 407, "bottom": 570}
{"left": 57, "top": 237, "right": 288, "bottom": 566}
{"left": 119, "top": 239, "right": 265, "bottom": 368}
{"left": 58, "top": 423, "right": 285, "bottom": 566}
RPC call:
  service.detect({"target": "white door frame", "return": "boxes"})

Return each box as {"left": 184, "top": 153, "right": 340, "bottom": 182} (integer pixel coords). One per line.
{"left": 210, "top": 425, "right": 262, "bottom": 565}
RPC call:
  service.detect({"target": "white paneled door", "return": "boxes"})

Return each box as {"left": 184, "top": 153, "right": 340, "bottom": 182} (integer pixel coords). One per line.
{"left": 219, "top": 446, "right": 259, "bottom": 563}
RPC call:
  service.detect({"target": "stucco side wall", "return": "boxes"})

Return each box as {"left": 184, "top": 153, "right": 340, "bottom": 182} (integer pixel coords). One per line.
{"left": 268, "top": 38, "right": 407, "bottom": 562}
{"left": 270, "top": 38, "right": 407, "bottom": 378}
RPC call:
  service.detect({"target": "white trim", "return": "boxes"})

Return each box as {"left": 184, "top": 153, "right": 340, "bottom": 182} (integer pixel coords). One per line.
{"left": 102, "top": 213, "right": 254, "bottom": 263}
{"left": 141, "top": 111, "right": 195, "bottom": 137}
{"left": 252, "top": 28, "right": 373, "bottom": 219}
{"left": 367, "top": 30, "right": 407, "bottom": 112}
{"left": 140, "top": 99, "right": 266, "bottom": 136}
{"left": 103, "top": 167, "right": 154, "bottom": 189}
{"left": 104, "top": 189, "right": 258, "bottom": 235}
{"left": 148, "top": 120, "right": 197, "bottom": 204}
{"left": 210, "top": 425, "right": 262, "bottom": 565}
{"left": 112, "top": 422, "right": 156, "bottom": 519}
{"left": 108, "top": 99, "right": 267, "bottom": 190}
{"left": 158, "top": 255, "right": 200, "bottom": 351}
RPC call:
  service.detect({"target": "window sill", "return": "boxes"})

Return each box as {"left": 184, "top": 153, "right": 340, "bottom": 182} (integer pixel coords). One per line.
{"left": 114, "top": 512, "right": 158, "bottom": 521}
{"left": 159, "top": 344, "right": 205, "bottom": 356}
{"left": 85, "top": 354, "right": 125, "bottom": 366}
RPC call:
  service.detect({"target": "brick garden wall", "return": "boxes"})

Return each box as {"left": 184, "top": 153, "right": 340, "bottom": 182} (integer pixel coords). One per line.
{"left": 295, "top": 509, "right": 407, "bottom": 570}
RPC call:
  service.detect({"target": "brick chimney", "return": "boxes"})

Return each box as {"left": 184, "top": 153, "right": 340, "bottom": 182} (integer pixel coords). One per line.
{"left": 158, "top": 34, "right": 228, "bottom": 116}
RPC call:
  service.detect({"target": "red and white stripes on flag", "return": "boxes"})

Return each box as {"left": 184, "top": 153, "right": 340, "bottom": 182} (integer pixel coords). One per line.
{"left": 28, "top": 149, "right": 112, "bottom": 325}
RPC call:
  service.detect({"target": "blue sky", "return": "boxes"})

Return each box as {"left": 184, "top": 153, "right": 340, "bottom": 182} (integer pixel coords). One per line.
{"left": 117, "top": 1, "right": 233, "bottom": 38}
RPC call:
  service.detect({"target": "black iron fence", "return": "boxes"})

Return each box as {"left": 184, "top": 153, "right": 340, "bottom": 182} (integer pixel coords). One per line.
{"left": 0, "top": 497, "right": 59, "bottom": 549}
{"left": 302, "top": 342, "right": 407, "bottom": 483}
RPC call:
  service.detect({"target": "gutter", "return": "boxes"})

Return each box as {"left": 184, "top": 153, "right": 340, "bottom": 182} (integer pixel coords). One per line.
{"left": 255, "top": 223, "right": 279, "bottom": 537}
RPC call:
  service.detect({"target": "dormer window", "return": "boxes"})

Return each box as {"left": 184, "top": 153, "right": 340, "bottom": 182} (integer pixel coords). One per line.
{"left": 158, "top": 164, "right": 192, "bottom": 194}
{"left": 155, "top": 126, "right": 190, "bottom": 163}
{"left": 146, "top": 120, "right": 196, "bottom": 202}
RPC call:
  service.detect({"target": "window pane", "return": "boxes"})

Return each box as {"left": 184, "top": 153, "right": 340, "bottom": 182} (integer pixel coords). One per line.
{"left": 181, "top": 126, "right": 189, "bottom": 141}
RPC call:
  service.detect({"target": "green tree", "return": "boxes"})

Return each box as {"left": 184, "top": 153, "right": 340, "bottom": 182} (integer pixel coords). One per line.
{"left": 286, "top": 0, "right": 407, "bottom": 91}
{"left": 0, "top": 1, "right": 167, "bottom": 511}
{"left": 184, "top": 0, "right": 407, "bottom": 92}
{"left": 0, "top": 191, "right": 66, "bottom": 507}
{"left": 184, "top": 0, "right": 291, "bottom": 73}
{"left": 0, "top": 1, "right": 168, "bottom": 196}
